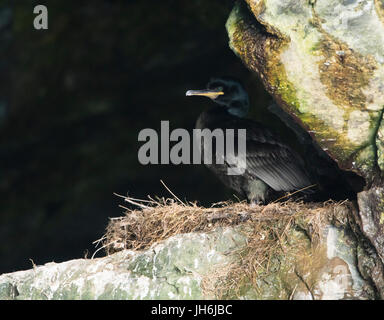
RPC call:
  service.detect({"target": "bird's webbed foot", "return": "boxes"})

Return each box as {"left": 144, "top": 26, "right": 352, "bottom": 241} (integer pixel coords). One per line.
{"left": 249, "top": 198, "right": 265, "bottom": 208}
{"left": 247, "top": 179, "right": 269, "bottom": 207}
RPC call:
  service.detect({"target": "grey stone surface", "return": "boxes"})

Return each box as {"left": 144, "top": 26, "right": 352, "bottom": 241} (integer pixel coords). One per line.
{"left": 0, "top": 218, "right": 378, "bottom": 300}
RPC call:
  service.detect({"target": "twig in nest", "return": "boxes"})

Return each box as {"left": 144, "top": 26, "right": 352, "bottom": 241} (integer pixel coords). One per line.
{"left": 273, "top": 184, "right": 317, "bottom": 203}
{"left": 160, "top": 179, "right": 186, "bottom": 206}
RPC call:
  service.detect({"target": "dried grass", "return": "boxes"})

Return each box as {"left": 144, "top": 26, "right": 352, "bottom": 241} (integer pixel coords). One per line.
{"left": 95, "top": 194, "right": 354, "bottom": 298}
{"left": 97, "top": 194, "right": 350, "bottom": 254}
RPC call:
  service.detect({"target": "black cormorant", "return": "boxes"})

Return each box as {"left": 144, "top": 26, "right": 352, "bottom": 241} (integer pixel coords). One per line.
{"left": 186, "top": 77, "right": 313, "bottom": 204}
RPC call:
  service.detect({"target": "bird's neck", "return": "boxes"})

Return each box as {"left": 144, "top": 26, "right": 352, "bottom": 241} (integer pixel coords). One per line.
{"left": 196, "top": 106, "right": 247, "bottom": 130}
{"left": 227, "top": 106, "right": 248, "bottom": 118}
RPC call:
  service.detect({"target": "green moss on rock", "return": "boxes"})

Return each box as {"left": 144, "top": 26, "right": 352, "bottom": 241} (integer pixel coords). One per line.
{"left": 227, "top": 0, "right": 384, "bottom": 180}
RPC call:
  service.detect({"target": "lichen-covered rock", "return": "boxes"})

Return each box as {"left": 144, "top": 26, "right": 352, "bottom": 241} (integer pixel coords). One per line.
{"left": 0, "top": 228, "right": 247, "bottom": 300}
{"left": 226, "top": 0, "right": 384, "bottom": 180}
{"left": 357, "top": 187, "right": 384, "bottom": 256}
{"left": 222, "top": 0, "right": 384, "bottom": 300}
{"left": 0, "top": 203, "right": 380, "bottom": 300}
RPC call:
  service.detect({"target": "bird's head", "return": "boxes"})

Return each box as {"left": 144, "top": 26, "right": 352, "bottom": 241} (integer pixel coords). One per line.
{"left": 186, "top": 77, "right": 249, "bottom": 117}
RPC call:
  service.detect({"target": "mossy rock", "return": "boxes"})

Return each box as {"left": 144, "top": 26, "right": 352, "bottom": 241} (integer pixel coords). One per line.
{"left": 226, "top": 0, "right": 384, "bottom": 181}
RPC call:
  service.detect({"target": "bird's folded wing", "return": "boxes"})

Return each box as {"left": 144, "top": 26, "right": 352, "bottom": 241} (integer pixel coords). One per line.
{"left": 243, "top": 142, "right": 312, "bottom": 191}
{"left": 220, "top": 119, "right": 312, "bottom": 192}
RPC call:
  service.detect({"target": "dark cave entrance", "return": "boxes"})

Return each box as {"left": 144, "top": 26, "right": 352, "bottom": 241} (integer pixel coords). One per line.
{"left": 305, "top": 149, "right": 366, "bottom": 202}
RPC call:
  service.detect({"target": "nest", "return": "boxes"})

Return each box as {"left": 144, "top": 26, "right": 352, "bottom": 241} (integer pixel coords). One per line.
{"left": 95, "top": 194, "right": 352, "bottom": 256}
{"left": 93, "top": 194, "right": 354, "bottom": 298}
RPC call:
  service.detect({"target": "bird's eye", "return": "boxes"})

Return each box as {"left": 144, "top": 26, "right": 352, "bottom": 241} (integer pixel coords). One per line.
{"left": 207, "top": 82, "right": 224, "bottom": 93}
{"left": 210, "top": 86, "right": 224, "bottom": 93}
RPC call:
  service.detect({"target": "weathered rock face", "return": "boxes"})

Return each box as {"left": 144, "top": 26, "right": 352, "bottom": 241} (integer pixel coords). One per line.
{"left": 0, "top": 202, "right": 382, "bottom": 300}
{"left": 225, "top": 1, "right": 384, "bottom": 299}
{"left": 0, "top": 228, "right": 247, "bottom": 300}
{"left": 357, "top": 186, "right": 384, "bottom": 264}
{"left": 226, "top": 0, "right": 384, "bottom": 181}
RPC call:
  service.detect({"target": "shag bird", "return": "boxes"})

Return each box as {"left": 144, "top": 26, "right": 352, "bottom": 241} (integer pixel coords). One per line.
{"left": 186, "top": 77, "right": 313, "bottom": 204}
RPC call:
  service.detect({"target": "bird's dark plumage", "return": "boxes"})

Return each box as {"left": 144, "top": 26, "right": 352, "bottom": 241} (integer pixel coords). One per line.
{"left": 187, "top": 77, "right": 313, "bottom": 203}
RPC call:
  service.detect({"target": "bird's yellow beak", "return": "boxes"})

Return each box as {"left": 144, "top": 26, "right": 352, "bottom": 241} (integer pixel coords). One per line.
{"left": 185, "top": 89, "right": 224, "bottom": 100}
